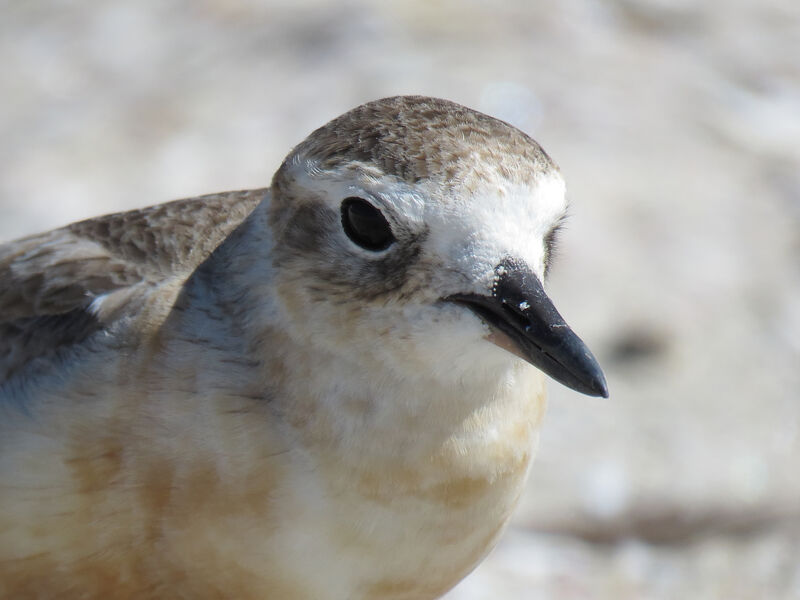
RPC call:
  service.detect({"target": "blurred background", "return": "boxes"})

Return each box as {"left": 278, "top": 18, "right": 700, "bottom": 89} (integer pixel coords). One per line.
{"left": 2, "top": 1, "right": 799, "bottom": 597}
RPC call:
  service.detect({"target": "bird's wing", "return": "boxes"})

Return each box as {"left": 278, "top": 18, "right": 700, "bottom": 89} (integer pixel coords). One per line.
{"left": 0, "top": 188, "right": 265, "bottom": 381}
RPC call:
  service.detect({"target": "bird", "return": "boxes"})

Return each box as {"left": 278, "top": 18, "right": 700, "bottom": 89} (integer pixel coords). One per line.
{"left": 0, "top": 96, "right": 607, "bottom": 600}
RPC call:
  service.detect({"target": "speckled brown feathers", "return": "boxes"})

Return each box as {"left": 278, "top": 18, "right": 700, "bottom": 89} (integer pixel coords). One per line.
{"left": 0, "top": 189, "right": 263, "bottom": 380}
{"left": 273, "top": 96, "right": 556, "bottom": 191}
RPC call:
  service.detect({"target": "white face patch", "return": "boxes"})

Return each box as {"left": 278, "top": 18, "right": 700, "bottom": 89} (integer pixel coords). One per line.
{"left": 275, "top": 154, "right": 569, "bottom": 383}
{"left": 421, "top": 171, "right": 568, "bottom": 294}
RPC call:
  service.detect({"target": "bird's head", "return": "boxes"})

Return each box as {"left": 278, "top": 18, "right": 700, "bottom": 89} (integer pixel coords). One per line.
{"left": 266, "top": 96, "right": 607, "bottom": 397}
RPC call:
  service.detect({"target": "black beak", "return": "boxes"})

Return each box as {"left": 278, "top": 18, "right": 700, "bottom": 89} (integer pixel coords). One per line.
{"left": 447, "top": 258, "right": 608, "bottom": 398}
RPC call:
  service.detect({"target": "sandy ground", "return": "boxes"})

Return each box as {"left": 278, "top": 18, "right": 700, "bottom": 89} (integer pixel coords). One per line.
{"left": 2, "top": 1, "right": 799, "bottom": 597}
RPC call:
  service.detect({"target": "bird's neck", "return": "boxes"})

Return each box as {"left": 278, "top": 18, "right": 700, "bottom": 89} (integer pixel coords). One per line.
{"left": 262, "top": 328, "right": 546, "bottom": 465}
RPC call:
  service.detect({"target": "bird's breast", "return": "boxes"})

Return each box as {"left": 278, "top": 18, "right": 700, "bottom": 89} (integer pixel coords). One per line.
{"left": 267, "top": 366, "right": 547, "bottom": 599}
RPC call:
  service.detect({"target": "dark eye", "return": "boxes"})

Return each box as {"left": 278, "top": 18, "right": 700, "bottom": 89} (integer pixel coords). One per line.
{"left": 340, "top": 197, "right": 395, "bottom": 251}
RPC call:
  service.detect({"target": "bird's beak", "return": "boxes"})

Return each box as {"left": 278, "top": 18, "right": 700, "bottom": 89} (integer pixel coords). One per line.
{"left": 446, "top": 259, "right": 609, "bottom": 397}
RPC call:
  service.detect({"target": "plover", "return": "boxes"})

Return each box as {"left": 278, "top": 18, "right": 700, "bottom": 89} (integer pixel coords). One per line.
{"left": 0, "top": 96, "right": 607, "bottom": 599}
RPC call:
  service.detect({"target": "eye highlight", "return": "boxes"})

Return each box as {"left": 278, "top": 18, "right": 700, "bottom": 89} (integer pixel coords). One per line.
{"left": 341, "top": 197, "right": 396, "bottom": 251}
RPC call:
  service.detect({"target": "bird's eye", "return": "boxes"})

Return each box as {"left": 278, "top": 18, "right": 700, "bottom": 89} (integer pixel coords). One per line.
{"left": 340, "top": 197, "right": 395, "bottom": 251}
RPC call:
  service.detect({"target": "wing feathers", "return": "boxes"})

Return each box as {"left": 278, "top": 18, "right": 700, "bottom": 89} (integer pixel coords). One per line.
{"left": 0, "top": 188, "right": 265, "bottom": 381}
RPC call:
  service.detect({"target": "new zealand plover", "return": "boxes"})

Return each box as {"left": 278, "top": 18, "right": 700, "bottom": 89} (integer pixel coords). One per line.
{"left": 0, "top": 96, "right": 607, "bottom": 599}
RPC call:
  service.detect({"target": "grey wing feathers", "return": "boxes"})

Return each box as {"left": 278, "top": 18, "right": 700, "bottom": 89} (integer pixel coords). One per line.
{"left": 0, "top": 188, "right": 265, "bottom": 381}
